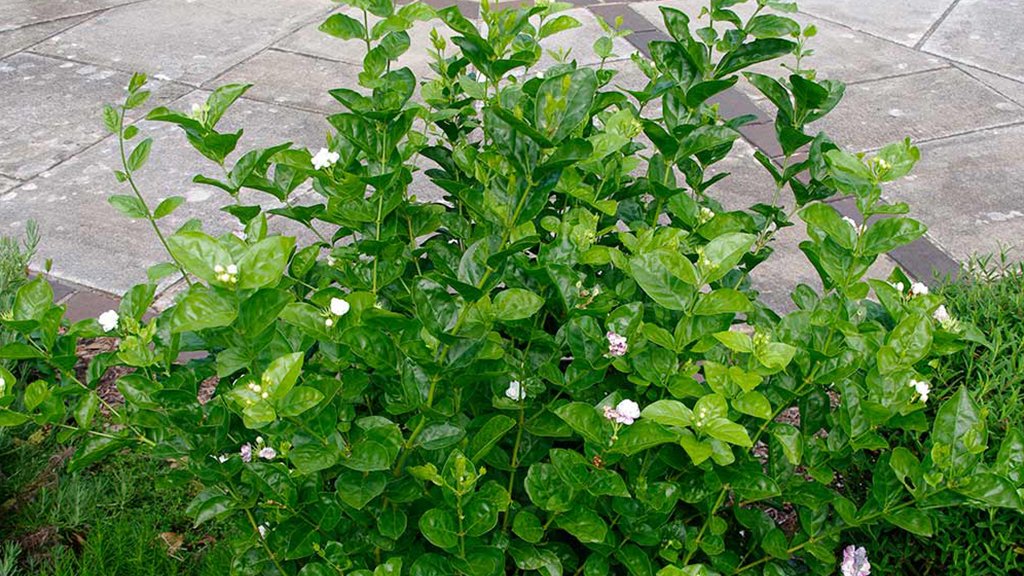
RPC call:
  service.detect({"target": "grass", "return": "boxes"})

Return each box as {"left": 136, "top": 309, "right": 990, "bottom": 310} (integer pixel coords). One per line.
{"left": 0, "top": 430, "right": 233, "bottom": 576}
{"left": 855, "top": 251, "right": 1024, "bottom": 575}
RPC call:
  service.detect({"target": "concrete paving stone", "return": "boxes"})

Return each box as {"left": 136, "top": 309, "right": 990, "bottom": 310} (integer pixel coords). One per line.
{"left": 212, "top": 49, "right": 361, "bottom": 114}
{"left": 750, "top": 222, "right": 899, "bottom": 313}
{"left": 795, "top": 0, "right": 956, "bottom": 47}
{"left": 0, "top": 52, "right": 191, "bottom": 180}
{"left": 0, "top": 14, "right": 89, "bottom": 58}
{"left": 957, "top": 66, "right": 1024, "bottom": 108}
{"left": 885, "top": 124, "right": 1024, "bottom": 263}
{"left": 33, "top": 0, "right": 331, "bottom": 85}
{"left": 62, "top": 288, "right": 121, "bottom": 323}
{"left": 0, "top": 175, "right": 16, "bottom": 194}
{"left": 0, "top": 92, "right": 332, "bottom": 294}
{"left": 811, "top": 67, "right": 1024, "bottom": 152}
{"left": 0, "top": 0, "right": 134, "bottom": 32}
{"left": 922, "top": 0, "right": 1024, "bottom": 83}
{"left": 703, "top": 139, "right": 783, "bottom": 212}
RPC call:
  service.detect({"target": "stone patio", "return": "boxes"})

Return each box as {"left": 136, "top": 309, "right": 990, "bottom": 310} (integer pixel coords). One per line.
{"left": 0, "top": 0, "right": 1022, "bottom": 312}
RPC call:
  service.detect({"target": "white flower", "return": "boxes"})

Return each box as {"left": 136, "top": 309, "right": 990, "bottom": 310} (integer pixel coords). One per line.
{"left": 330, "top": 297, "right": 350, "bottom": 317}
{"left": 698, "top": 206, "right": 716, "bottom": 225}
{"left": 505, "top": 380, "right": 525, "bottom": 401}
{"left": 214, "top": 264, "right": 225, "bottom": 274}
{"left": 840, "top": 545, "right": 871, "bottom": 576}
{"left": 932, "top": 304, "right": 950, "bottom": 324}
{"left": 98, "top": 310, "right": 119, "bottom": 332}
{"left": 325, "top": 318, "right": 334, "bottom": 328}
{"left": 261, "top": 392, "right": 269, "bottom": 399}
{"left": 240, "top": 443, "right": 253, "bottom": 463}
{"left": 606, "top": 331, "right": 628, "bottom": 357}
{"left": 894, "top": 282, "right": 905, "bottom": 293}
{"left": 842, "top": 216, "right": 857, "bottom": 228}
{"left": 326, "top": 255, "right": 336, "bottom": 266}
{"left": 312, "top": 148, "right": 340, "bottom": 170}
{"left": 258, "top": 447, "right": 277, "bottom": 460}
{"left": 910, "top": 282, "right": 929, "bottom": 296}
{"left": 908, "top": 379, "right": 930, "bottom": 403}
{"left": 226, "top": 264, "right": 238, "bottom": 275}
{"left": 256, "top": 436, "right": 263, "bottom": 444}
{"left": 0, "top": 375, "right": 5, "bottom": 397}
{"left": 215, "top": 263, "right": 238, "bottom": 284}
{"left": 216, "top": 454, "right": 229, "bottom": 463}
{"left": 615, "top": 399, "right": 641, "bottom": 425}
{"left": 258, "top": 524, "right": 269, "bottom": 538}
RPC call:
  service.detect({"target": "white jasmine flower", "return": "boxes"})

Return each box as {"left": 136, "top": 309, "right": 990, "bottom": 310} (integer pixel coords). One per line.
{"left": 910, "top": 282, "right": 929, "bottom": 296}
{"left": 932, "top": 304, "right": 950, "bottom": 324}
{"left": 606, "top": 331, "right": 628, "bottom": 357}
{"left": 240, "top": 443, "right": 253, "bottom": 463}
{"left": 261, "top": 392, "right": 269, "bottom": 399}
{"left": 98, "top": 310, "right": 119, "bottom": 332}
{"left": 894, "top": 282, "right": 905, "bottom": 293}
{"left": 842, "top": 216, "right": 858, "bottom": 229}
{"left": 326, "top": 255, "right": 336, "bottom": 266}
{"left": 505, "top": 380, "right": 525, "bottom": 401}
{"left": 214, "top": 264, "right": 225, "bottom": 274}
{"left": 614, "top": 399, "right": 641, "bottom": 425}
{"left": 330, "top": 297, "right": 350, "bottom": 317}
{"left": 191, "top": 103, "right": 202, "bottom": 116}
{"left": 256, "top": 436, "right": 263, "bottom": 445}
{"left": 215, "top": 263, "right": 238, "bottom": 284}
{"left": 258, "top": 447, "right": 277, "bottom": 460}
{"left": 908, "top": 379, "right": 930, "bottom": 403}
{"left": 0, "top": 375, "right": 5, "bottom": 397}
{"left": 258, "top": 524, "right": 268, "bottom": 538}
{"left": 226, "top": 264, "right": 238, "bottom": 275}
{"left": 698, "top": 206, "right": 716, "bottom": 225}
{"left": 216, "top": 454, "right": 229, "bottom": 463}
{"left": 312, "top": 148, "right": 340, "bottom": 170}
{"left": 841, "top": 545, "right": 871, "bottom": 576}
{"left": 325, "top": 318, "right": 334, "bottom": 328}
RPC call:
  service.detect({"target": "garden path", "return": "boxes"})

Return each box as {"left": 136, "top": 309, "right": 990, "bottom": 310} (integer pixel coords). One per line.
{"left": 0, "top": 0, "right": 1021, "bottom": 314}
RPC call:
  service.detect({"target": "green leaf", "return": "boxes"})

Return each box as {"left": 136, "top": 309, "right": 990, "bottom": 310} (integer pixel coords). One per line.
{"left": 535, "top": 68, "right": 598, "bottom": 143}
{"left": 108, "top": 195, "right": 149, "bottom": 219}
{"left": 238, "top": 236, "right": 294, "bottom": 290}
{"left": 419, "top": 508, "right": 459, "bottom": 549}
{"left": 186, "top": 490, "right": 235, "bottom": 527}
{"left": 705, "top": 417, "right": 752, "bottom": 447}
{"left": 631, "top": 250, "right": 698, "bottom": 311}
{"left": 732, "top": 391, "right": 772, "bottom": 419}
{"left": 862, "top": 217, "right": 926, "bottom": 255}
{"left": 469, "top": 415, "right": 516, "bottom": 462}
{"left": 127, "top": 138, "right": 153, "bottom": 172}
{"left": 641, "top": 399, "right": 693, "bottom": 427}
{"left": 205, "top": 83, "right": 251, "bottom": 128}
{"left": 700, "top": 232, "right": 756, "bottom": 283}
{"left": 932, "top": 386, "right": 986, "bottom": 475}
{"left": 554, "top": 403, "right": 608, "bottom": 445}
{"left": 746, "top": 14, "right": 800, "bottom": 38}
{"left": 169, "top": 288, "right": 236, "bottom": 333}
{"left": 512, "top": 510, "right": 545, "bottom": 544}
{"left": 493, "top": 288, "right": 544, "bottom": 321}
{"left": 278, "top": 386, "right": 324, "bottom": 417}
{"left": 23, "top": 380, "right": 50, "bottom": 411}
{"left": 418, "top": 423, "right": 466, "bottom": 450}
{"left": 68, "top": 435, "right": 127, "bottom": 472}
{"left": 319, "top": 13, "right": 366, "bottom": 39}
{"left": 716, "top": 39, "right": 796, "bottom": 77}
{"left": 884, "top": 507, "right": 932, "bottom": 537}
{"left": 525, "top": 463, "right": 576, "bottom": 512}
{"left": 556, "top": 507, "right": 607, "bottom": 543}
{"left": 0, "top": 409, "right": 29, "bottom": 427}
{"left": 167, "top": 231, "right": 232, "bottom": 284}
{"left": 153, "top": 196, "right": 185, "bottom": 219}
{"left": 336, "top": 470, "right": 387, "bottom": 510}
{"left": 610, "top": 420, "right": 680, "bottom": 456}
{"left": 263, "top": 352, "right": 303, "bottom": 399}
{"left": 13, "top": 277, "right": 54, "bottom": 322}
{"left": 693, "top": 288, "right": 751, "bottom": 315}
{"left": 956, "top": 473, "right": 1022, "bottom": 510}
{"left": 74, "top": 391, "right": 100, "bottom": 428}
{"left": 539, "top": 14, "right": 581, "bottom": 39}
{"left": 713, "top": 330, "right": 752, "bottom": 352}
{"left": 772, "top": 424, "right": 802, "bottom": 466}
{"left": 800, "top": 202, "right": 857, "bottom": 250}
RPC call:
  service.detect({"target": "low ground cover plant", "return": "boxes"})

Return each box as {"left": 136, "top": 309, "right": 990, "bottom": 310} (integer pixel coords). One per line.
{"left": 1, "top": 0, "right": 1021, "bottom": 575}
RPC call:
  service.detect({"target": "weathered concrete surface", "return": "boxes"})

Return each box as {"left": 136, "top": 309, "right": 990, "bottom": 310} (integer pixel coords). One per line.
{"left": 922, "top": 0, "right": 1024, "bottom": 83}
{"left": 33, "top": 0, "right": 331, "bottom": 85}
{"left": 812, "top": 67, "right": 1024, "bottom": 151}
{"left": 212, "top": 49, "right": 361, "bottom": 114}
{"left": 0, "top": 0, "right": 133, "bottom": 32}
{"left": 958, "top": 66, "right": 1024, "bottom": 108}
{"left": 0, "top": 15, "right": 88, "bottom": 58}
{"left": 885, "top": 124, "right": 1024, "bottom": 262}
{"left": 0, "top": 93, "right": 330, "bottom": 294}
{"left": 0, "top": 175, "right": 16, "bottom": 194}
{"left": 0, "top": 53, "right": 190, "bottom": 180}
{"left": 795, "top": 0, "right": 956, "bottom": 47}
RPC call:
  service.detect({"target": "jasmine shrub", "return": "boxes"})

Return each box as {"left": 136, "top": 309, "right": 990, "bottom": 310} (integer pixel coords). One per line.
{"left": 1, "top": 0, "right": 1021, "bottom": 575}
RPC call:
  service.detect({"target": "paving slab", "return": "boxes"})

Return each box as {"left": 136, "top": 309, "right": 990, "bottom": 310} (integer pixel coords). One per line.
{"left": 957, "top": 66, "right": 1024, "bottom": 108}
{"left": 0, "top": 53, "right": 191, "bottom": 180}
{"left": 795, "top": 0, "right": 955, "bottom": 47}
{"left": 212, "top": 49, "right": 361, "bottom": 114}
{"left": 811, "top": 67, "right": 1024, "bottom": 152}
{"left": 0, "top": 93, "right": 331, "bottom": 294}
{"left": 0, "top": 15, "right": 89, "bottom": 59}
{"left": 0, "top": 175, "right": 17, "bottom": 194}
{"left": 33, "top": 0, "right": 331, "bottom": 85}
{"left": 922, "top": 0, "right": 1024, "bottom": 83}
{"left": 885, "top": 124, "right": 1024, "bottom": 262}
{"left": 0, "top": 0, "right": 134, "bottom": 33}
{"left": 703, "top": 139, "right": 783, "bottom": 211}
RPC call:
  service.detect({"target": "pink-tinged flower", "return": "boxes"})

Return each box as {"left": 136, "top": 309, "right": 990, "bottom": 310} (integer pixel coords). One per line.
{"left": 614, "top": 399, "right": 640, "bottom": 425}
{"left": 603, "top": 405, "right": 619, "bottom": 421}
{"left": 240, "top": 443, "right": 253, "bottom": 463}
{"left": 258, "top": 447, "right": 277, "bottom": 460}
{"left": 606, "top": 331, "right": 628, "bottom": 357}
{"left": 841, "top": 545, "right": 871, "bottom": 576}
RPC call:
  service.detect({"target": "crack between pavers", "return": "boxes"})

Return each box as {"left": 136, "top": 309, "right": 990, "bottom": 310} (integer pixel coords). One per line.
{"left": 843, "top": 64, "right": 951, "bottom": 87}
{"left": 953, "top": 64, "right": 1024, "bottom": 109}
{"left": 914, "top": 0, "right": 964, "bottom": 50}
{"left": 0, "top": 14, "right": 92, "bottom": 60}
{"left": 24, "top": 48, "right": 202, "bottom": 92}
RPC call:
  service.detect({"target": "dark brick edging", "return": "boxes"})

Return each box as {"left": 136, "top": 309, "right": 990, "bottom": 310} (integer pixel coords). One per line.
{"left": 45, "top": 0, "right": 960, "bottom": 321}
